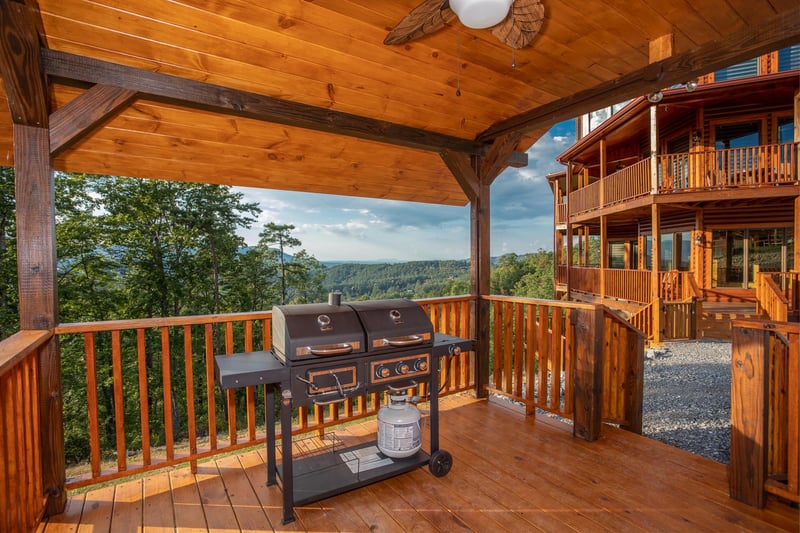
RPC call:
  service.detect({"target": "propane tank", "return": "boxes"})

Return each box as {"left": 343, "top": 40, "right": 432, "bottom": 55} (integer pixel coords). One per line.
{"left": 377, "top": 394, "right": 421, "bottom": 458}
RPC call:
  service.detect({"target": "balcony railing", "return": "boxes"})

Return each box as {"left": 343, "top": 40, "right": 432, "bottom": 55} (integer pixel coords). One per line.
{"left": 731, "top": 320, "right": 800, "bottom": 507}
{"left": 561, "top": 142, "right": 799, "bottom": 217}
{"left": 484, "top": 296, "right": 644, "bottom": 432}
{"left": 567, "top": 266, "right": 697, "bottom": 305}
{"left": 52, "top": 297, "right": 475, "bottom": 490}
{"left": 755, "top": 272, "right": 800, "bottom": 321}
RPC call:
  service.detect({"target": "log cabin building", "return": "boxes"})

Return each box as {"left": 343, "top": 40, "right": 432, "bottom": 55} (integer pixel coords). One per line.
{"left": 549, "top": 46, "right": 800, "bottom": 342}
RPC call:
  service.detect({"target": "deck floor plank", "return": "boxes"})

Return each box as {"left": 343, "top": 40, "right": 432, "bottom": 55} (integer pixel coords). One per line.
{"left": 169, "top": 467, "right": 209, "bottom": 532}
{"left": 142, "top": 472, "right": 174, "bottom": 533}
{"left": 109, "top": 477, "right": 142, "bottom": 533}
{"left": 44, "top": 393, "right": 799, "bottom": 532}
{"left": 74, "top": 482, "right": 114, "bottom": 532}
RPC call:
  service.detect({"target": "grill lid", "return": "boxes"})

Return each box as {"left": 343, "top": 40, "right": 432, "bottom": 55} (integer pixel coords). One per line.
{"left": 347, "top": 299, "right": 433, "bottom": 352}
{"left": 271, "top": 302, "right": 365, "bottom": 362}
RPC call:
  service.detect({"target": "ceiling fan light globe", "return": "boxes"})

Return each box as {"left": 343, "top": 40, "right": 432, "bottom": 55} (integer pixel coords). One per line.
{"left": 449, "top": 0, "right": 513, "bottom": 29}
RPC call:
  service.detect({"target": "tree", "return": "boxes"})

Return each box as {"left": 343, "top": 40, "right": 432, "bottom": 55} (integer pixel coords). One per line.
{"left": 0, "top": 167, "right": 17, "bottom": 339}
{"left": 258, "top": 223, "right": 301, "bottom": 305}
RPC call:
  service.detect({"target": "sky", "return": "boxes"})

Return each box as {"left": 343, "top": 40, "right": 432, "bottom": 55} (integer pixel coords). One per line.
{"left": 235, "top": 121, "right": 575, "bottom": 262}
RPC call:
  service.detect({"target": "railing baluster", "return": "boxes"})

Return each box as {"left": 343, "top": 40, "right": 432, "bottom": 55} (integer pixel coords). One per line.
{"left": 160, "top": 327, "right": 174, "bottom": 461}
{"left": 204, "top": 323, "right": 217, "bottom": 451}
{"left": 111, "top": 330, "right": 126, "bottom": 472}
{"left": 84, "top": 332, "right": 101, "bottom": 478}
{"left": 183, "top": 326, "right": 197, "bottom": 473}
{"left": 135, "top": 329, "right": 151, "bottom": 467}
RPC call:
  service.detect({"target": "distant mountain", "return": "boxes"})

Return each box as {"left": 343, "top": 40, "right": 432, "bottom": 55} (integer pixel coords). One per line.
{"left": 323, "top": 260, "right": 470, "bottom": 300}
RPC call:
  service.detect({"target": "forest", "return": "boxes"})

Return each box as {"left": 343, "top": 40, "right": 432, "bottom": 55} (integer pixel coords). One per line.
{"left": 1, "top": 168, "right": 553, "bottom": 465}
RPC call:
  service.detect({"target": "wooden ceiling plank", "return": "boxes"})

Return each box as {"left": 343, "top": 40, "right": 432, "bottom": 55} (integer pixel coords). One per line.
{"left": 54, "top": 149, "right": 468, "bottom": 205}
{"left": 0, "top": 0, "right": 48, "bottom": 126}
{"left": 81, "top": 0, "right": 541, "bottom": 116}
{"left": 477, "top": 7, "right": 800, "bottom": 142}
{"left": 49, "top": 84, "right": 137, "bottom": 155}
{"left": 42, "top": 49, "right": 481, "bottom": 155}
{"left": 42, "top": 2, "right": 522, "bottom": 135}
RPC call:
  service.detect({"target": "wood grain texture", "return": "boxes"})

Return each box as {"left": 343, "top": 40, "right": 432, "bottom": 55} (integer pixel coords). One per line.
{"left": 38, "top": 394, "right": 800, "bottom": 532}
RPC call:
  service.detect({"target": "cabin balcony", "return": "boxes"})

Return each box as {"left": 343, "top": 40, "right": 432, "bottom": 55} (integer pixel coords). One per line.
{"left": 558, "top": 142, "right": 800, "bottom": 220}
{"left": 2, "top": 295, "right": 799, "bottom": 531}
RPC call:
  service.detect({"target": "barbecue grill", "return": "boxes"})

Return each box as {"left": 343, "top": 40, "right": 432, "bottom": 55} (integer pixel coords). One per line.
{"left": 214, "top": 295, "right": 472, "bottom": 525}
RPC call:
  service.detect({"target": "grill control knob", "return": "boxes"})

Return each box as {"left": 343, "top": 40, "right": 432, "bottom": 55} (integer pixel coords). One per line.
{"left": 376, "top": 366, "right": 391, "bottom": 379}
{"left": 415, "top": 360, "right": 428, "bottom": 372}
{"left": 397, "top": 363, "right": 409, "bottom": 375}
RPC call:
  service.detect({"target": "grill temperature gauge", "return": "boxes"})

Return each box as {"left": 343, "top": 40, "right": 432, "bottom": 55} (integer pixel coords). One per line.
{"left": 376, "top": 366, "right": 391, "bottom": 379}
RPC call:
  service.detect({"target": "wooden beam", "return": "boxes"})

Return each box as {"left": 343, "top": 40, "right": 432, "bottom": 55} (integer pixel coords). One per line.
{"left": 50, "top": 84, "right": 138, "bottom": 156}
{"left": 42, "top": 49, "right": 481, "bottom": 156}
{"left": 0, "top": 0, "right": 48, "bottom": 127}
{"left": 14, "top": 124, "right": 65, "bottom": 515}
{"left": 469, "top": 164, "right": 491, "bottom": 399}
{"left": 649, "top": 33, "right": 674, "bottom": 64}
{"left": 477, "top": 8, "right": 800, "bottom": 143}
{"left": 440, "top": 150, "right": 478, "bottom": 202}
{"left": 479, "top": 132, "right": 523, "bottom": 186}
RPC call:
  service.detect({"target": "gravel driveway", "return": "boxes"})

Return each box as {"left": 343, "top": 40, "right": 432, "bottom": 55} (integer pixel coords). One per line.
{"left": 643, "top": 340, "right": 732, "bottom": 464}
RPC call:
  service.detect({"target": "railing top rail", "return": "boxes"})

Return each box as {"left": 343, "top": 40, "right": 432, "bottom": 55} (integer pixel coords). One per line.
{"left": 55, "top": 296, "right": 477, "bottom": 335}
{"left": 55, "top": 310, "right": 275, "bottom": 334}
{"left": 482, "top": 294, "right": 596, "bottom": 310}
{"left": 659, "top": 141, "right": 799, "bottom": 159}
{"left": 732, "top": 318, "right": 800, "bottom": 335}
{"left": 0, "top": 329, "right": 51, "bottom": 378}
{"left": 761, "top": 274, "right": 790, "bottom": 304}
{"left": 599, "top": 305, "right": 645, "bottom": 338}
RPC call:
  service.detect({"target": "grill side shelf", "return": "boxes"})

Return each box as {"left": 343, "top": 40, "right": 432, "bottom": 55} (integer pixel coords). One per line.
{"left": 214, "top": 350, "right": 288, "bottom": 389}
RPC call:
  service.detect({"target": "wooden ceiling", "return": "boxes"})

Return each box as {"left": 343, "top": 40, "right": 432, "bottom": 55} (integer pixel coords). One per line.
{"left": 1, "top": 0, "right": 799, "bottom": 206}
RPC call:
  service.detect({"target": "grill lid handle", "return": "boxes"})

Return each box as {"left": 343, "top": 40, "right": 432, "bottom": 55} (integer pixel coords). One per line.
{"left": 308, "top": 343, "right": 354, "bottom": 356}
{"left": 384, "top": 335, "right": 424, "bottom": 347}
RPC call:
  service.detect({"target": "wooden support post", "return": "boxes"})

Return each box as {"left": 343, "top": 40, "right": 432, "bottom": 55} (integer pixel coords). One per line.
{"left": 571, "top": 307, "right": 604, "bottom": 441}
{"left": 651, "top": 203, "right": 662, "bottom": 344}
{"left": 600, "top": 215, "right": 607, "bottom": 299}
{"left": 650, "top": 105, "right": 659, "bottom": 194}
{"left": 470, "top": 174, "right": 491, "bottom": 399}
{"left": 729, "top": 326, "right": 769, "bottom": 508}
{"left": 566, "top": 162, "right": 573, "bottom": 298}
{"left": 795, "top": 196, "right": 800, "bottom": 273}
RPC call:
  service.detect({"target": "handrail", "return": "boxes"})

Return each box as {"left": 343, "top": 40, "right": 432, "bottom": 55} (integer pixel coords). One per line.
{"left": 54, "top": 296, "right": 475, "bottom": 489}
{"left": 0, "top": 329, "right": 50, "bottom": 377}
{"left": 755, "top": 272, "right": 789, "bottom": 321}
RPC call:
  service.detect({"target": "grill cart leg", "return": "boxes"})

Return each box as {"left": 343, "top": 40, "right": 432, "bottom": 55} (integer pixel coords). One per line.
{"left": 280, "top": 385, "right": 295, "bottom": 524}
{"left": 266, "top": 384, "right": 276, "bottom": 486}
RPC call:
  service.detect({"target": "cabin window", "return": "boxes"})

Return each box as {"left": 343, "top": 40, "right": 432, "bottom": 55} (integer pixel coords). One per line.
{"left": 711, "top": 228, "right": 793, "bottom": 289}
{"left": 714, "top": 57, "right": 759, "bottom": 81}
{"left": 777, "top": 116, "right": 794, "bottom": 144}
{"left": 609, "top": 242, "right": 626, "bottom": 269}
{"left": 642, "top": 232, "right": 691, "bottom": 272}
{"left": 777, "top": 45, "right": 800, "bottom": 72}
{"left": 714, "top": 121, "right": 761, "bottom": 149}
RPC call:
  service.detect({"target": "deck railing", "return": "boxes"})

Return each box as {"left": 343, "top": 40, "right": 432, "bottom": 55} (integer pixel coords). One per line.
{"left": 569, "top": 267, "right": 695, "bottom": 305}
{"left": 602, "top": 158, "right": 651, "bottom": 206}
{"left": 483, "top": 296, "right": 644, "bottom": 433}
{"left": 0, "top": 330, "right": 51, "bottom": 532}
{"left": 555, "top": 203, "right": 567, "bottom": 225}
{"left": 730, "top": 319, "right": 799, "bottom": 507}
{"left": 53, "top": 296, "right": 475, "bottom": 489}
{"left": 564, "top": 143, "right": 798, "bottom": 219}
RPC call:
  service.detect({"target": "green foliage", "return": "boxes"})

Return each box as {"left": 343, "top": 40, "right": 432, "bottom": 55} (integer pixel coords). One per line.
{"left": 490, "top": 250, "right": 555, "bottom": 299}
{"left": 0, "top": 167, "right": 17, "bottom": 338}
{"left": 2, "top": 168, "right": 557, "bottom": 466}
{"left": 324, "top": 260, "right": 471, "bottom": 300}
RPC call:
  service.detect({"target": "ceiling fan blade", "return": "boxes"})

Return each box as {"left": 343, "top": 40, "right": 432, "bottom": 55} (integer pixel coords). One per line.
{"left": 384, "top": 0, "right": 457, "bottom": 45}
{"left": 491, "top": 0, "right": 545, "bottom": 50}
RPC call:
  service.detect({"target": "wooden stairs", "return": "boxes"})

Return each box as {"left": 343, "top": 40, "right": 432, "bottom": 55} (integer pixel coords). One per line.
{"left": 697, "top": 302, "right": 761, "bottom": 340}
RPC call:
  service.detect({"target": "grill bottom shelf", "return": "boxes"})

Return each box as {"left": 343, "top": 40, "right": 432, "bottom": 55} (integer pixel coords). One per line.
{"left": 277, "top": 441, "right": 429, "bottom": 505}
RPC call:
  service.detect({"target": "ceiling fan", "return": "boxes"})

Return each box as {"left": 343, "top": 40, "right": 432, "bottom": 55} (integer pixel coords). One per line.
{"left": 384, "top": 0, "right": 545, "bottom": 50}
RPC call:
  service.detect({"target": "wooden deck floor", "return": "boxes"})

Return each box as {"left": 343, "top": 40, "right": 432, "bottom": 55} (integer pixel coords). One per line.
{"left": 39, "top": 394, "right": 799, "bottom": 532}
